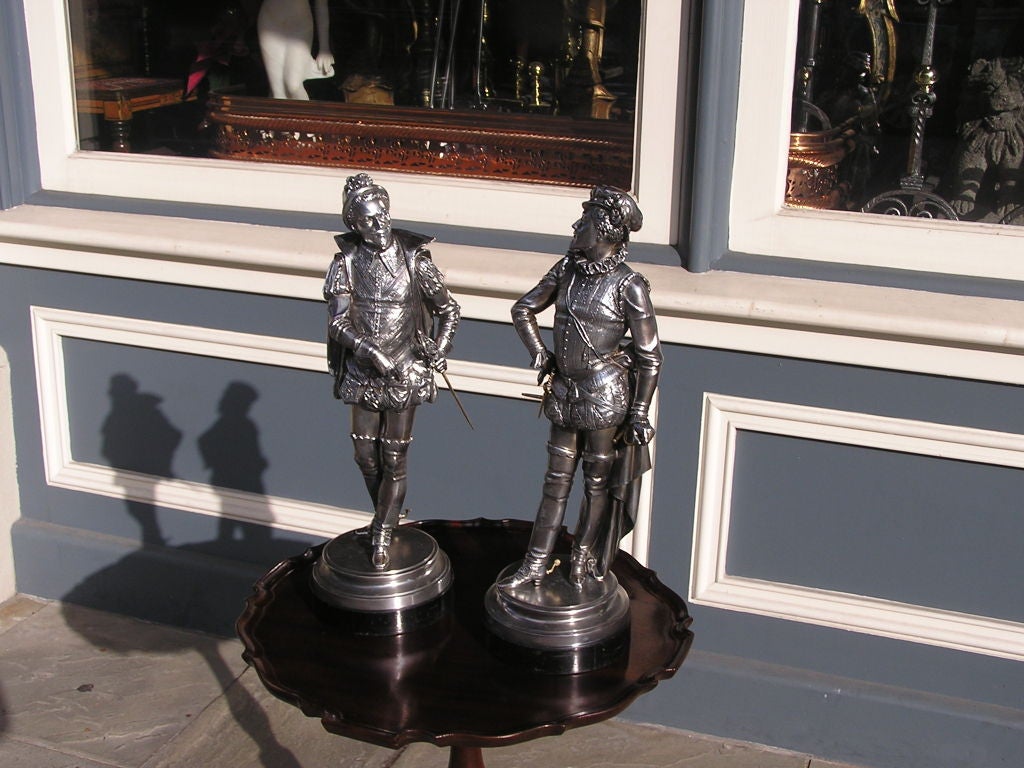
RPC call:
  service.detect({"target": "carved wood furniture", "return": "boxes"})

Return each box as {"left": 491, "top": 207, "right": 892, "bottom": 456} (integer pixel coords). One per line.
{"left": 75, "top": 76, "right": 194, "bottom": 152}
{"left": 237, "top": 518, "right": 692, "bottom": 768}
{"left": 205, "top": 93, "right": 634, "bottom": 188}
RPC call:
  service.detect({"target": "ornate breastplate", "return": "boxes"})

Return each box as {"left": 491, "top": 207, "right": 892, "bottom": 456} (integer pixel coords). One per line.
{"left": 350, "top": 245, "right": 417, "bottom": 354}
{"left": 553, "top": 265, "right": 627, "bottom": 376}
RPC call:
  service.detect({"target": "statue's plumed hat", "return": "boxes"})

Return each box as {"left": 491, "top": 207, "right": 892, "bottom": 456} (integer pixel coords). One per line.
{"left": 585, "top": 185, "right": 643, "bottom": 237}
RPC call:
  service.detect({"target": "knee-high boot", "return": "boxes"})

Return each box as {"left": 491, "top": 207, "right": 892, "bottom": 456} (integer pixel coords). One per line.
{"left": 351, "top": 433, "right": 381, "bottom": 506}
{"left": 369, "top": 438, "right": 411, "bottom": 569}
{"left": 499, "top": 443, "right": 577, "bottom": 588}
{"left": 571, "top": 450, "right": 614, "bottom": 586}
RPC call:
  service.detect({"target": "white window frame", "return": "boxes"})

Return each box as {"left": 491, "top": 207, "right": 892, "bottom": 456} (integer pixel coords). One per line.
{"left": 25, "top": 0, "right": 687, "bottom": 245}
{"left": 729, "top": 0, "right": 1024, "bottom": 283}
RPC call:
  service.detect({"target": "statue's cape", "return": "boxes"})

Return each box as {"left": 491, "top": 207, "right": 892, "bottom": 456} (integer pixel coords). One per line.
{"left": 595, "top": 439, "right": 652, "bottom": 575}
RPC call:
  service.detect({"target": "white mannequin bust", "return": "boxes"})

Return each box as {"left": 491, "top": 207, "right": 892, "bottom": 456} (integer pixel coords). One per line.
{"left": 257, "top": 0, "right": 335, "bottom": 100}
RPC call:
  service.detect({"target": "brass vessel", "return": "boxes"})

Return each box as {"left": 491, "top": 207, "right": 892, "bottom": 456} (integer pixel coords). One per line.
{"left": 786, "top": 128, "right": 851, "bottom": 210}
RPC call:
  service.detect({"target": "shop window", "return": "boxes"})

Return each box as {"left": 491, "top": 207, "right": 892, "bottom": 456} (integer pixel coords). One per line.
{"left": 24, "top": 1, "right": 688, "bottom": 241}
{"left": 69, "top": 0, "right": 643, "bottom": 190}
{"left": 729, "top": 1, "right": 1024, "bottom": 281}
{"left": 787, "top": 0, "right": 1024, "bottom": 226}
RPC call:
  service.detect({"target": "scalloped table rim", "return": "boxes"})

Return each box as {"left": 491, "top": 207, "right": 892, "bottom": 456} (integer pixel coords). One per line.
{"left": 237, "top": 518, "right": 693, "bottom": 768}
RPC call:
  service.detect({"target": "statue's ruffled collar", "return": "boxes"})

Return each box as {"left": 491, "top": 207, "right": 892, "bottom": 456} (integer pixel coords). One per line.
{"left": 570, "top": 248, "right": 626, "bottom": 275}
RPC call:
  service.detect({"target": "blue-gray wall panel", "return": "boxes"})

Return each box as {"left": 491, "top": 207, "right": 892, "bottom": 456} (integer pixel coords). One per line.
{"left": 728, "top": 432, "right": 1024, "bottom": 623}
{"left": 643, "top": 343, "right": 1024, "bottom": 714}
{"left": 627, "top": 649, "right": 1024, "bottom": 768}
{"left": 59, "top": 339, "right": 559, "bottom": 526}
{"left": 63, "top": 339, "right": 357, "bottom": 507}
{"left": 443, "top": 316, "right": 532, "bottom": 369}
{"left": 11, "top": 517, "right": 297, "bottom": 636}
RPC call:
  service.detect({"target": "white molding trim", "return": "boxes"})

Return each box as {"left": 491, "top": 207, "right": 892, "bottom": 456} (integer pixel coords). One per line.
{"left": 729, "top": 0, "right": 1024, "bottom": 281}
{"left": 0, "top": 348, "right": 19, "bottom": 600}
{"left": 28, "top": 306, "right": 654, "bottom": 559}
{"left": 691, "top": 393, "right": 1024, "bottom": 661}
{"left": 5, "top": 206, "right": 1024, "bottom": 388}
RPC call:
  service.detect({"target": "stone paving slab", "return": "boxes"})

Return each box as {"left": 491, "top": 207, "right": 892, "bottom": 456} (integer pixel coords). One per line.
{"left": 0, "top": 594, "right": 47, "bottom": 636}
{"left": 0, "top": 600, "right": 246, "bottom": 768}
{"left": 394, "top": 720, "right": 813, "bottom": 768}
{"left": 0, "top": 736, "right": 122, "bottom": 768}
{"left": 0, "top": 596, "right": 870, "bottom": 768}
{"left": 142, "top": 667, "right": 397, "bottom": 768}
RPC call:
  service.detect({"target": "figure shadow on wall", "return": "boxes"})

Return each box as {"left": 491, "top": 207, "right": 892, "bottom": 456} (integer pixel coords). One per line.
{"left": 197, "top": 380, "right": 273, "bottom": 551}
{"left": 63, "top": 375, "right": 316, "bottom": 768}
{"left": 100, "top": 372, "right": 181, "bottom": 547}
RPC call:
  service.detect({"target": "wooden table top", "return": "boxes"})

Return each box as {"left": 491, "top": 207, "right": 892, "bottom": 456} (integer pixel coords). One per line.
{"left": 237, "top": 518, "right": 693, "bottom": 751}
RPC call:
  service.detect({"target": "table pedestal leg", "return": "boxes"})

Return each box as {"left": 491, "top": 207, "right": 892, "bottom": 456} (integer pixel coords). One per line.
{"left": 448, "top": 745, "right": 485, "bottom": 768}
{"left": 108, "top": 119, "right": 132, "bottom": 152}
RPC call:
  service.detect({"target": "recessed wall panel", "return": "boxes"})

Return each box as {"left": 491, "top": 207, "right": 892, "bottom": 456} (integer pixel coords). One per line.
{"left": 727, "top": 431, "right": 1024, "bottom": 623}
{"left": 59, "top": 335, "right": 552, "bottom": 525}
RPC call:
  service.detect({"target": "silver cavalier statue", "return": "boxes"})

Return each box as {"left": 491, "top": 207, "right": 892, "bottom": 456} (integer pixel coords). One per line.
{"left": 501, "top": 185, "right": 661, "bottom": 590}
{"left": 324, "top": 173, "right": 460, "bottom": 569}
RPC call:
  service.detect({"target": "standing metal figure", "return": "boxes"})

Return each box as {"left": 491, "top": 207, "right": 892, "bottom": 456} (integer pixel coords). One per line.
{"left": 325, "top": 173, "right": 460, "bottom": 569}
{"left": 501, "top": 185, "right": 661, "bottom": 590}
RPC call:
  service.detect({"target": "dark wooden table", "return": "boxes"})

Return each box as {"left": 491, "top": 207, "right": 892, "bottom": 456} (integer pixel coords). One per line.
{"left": 75, "top": 76, "right": 194, "bottom": 152}
{"left": 237, "top": 518, "right": 693, "bottom": 768}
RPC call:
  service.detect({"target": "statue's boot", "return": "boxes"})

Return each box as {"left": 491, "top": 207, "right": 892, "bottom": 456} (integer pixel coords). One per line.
{"left": 499, "top": 443, "right": 576, "bottom": 589}
{"left": 570, "top": 449, "right": 614, "bottom": 587}
{"left": 370, "top": 520, "right": 393, "bottom": 570}
{"left": 352, "top": 433, "right": 382, "bottom": 525}
{"left": 369, "top": 439, "right": 410, "bottom": 570}
{"left": 360, "top": 470, "right": 381, "bottom": 508}
{"left": 499, "top": 516, "right": 561, "bottom": 588}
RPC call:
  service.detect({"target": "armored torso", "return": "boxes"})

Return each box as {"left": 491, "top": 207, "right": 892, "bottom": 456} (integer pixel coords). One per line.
{"left": 349, "top": 241, "right": 421, "bottom": 369}
{"left": 552, "top": 260, "right": 633, "bottom": 378}
{"left": 325, "top": 231, "right": 440, "bottom": 412}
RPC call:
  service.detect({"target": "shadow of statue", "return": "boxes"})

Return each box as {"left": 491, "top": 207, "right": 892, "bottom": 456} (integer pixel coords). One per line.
{"left": 100, "top": 373, "right": 181, "bottom": 547}
{"left": 198, "top": 381, "right": 272, "bottom": 550}
{"left": 60, "top": 377, "right": 314, "bottom": 768}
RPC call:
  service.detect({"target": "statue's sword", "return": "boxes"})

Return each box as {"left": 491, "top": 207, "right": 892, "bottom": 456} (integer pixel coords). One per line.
{"left": 438, "top": 367, "right": 474, "bottom": 430}
{"left": 418, "top": 331, "right": 474, "bottom": 430}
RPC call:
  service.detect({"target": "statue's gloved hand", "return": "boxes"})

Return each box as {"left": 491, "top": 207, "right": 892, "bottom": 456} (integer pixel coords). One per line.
{"left": 624, "top": 416, "right": 655, "bottom": 446}
{"left": 328, "top": 317, "right": 347, "bottom": 343}
{"left": 356, "top": 340, "right": 400, "bottom": 380}
{"left": 531, "top": 349, "right": 556, "bottom": 385}
{"left": 416, "top": 332, "right": 447, "bottom": 373}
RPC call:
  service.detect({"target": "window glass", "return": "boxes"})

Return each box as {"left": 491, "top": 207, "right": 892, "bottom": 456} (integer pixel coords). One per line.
{"left": 787, "top": 0, "right": 1024, "bottom": 226}
{"left": 68, "top": 0, "right": 642, "bottom": 189}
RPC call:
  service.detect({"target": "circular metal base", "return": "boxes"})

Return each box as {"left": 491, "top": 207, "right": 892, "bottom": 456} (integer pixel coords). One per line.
{"left": 483, "top": 558, "right": 631, "bottom": 673}
{"left": 310, "top": 527, "right": 453, "bottom": 632}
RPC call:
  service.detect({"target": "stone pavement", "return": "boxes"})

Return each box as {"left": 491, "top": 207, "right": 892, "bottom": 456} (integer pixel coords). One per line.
{"left": 0, "top": 594, "right": 860, "bottom": 768}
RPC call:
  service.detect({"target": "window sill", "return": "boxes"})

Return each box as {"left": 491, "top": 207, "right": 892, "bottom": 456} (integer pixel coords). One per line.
{"left": 1, "top": 204, "right": 1023, "bottom": 382}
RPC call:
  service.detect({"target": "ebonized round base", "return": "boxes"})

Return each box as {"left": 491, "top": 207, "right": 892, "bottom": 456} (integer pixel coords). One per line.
{"left": 483, "top": 558, "right": 631, "bottom": 673}
{"left": 487, "top": 622, "right": 630, "bottom": 675}
{"left": 310, "top": 526, "right": 453, "bottom": 635}
{"left": 310, "top": 589, "right": 453, "bottom": 636}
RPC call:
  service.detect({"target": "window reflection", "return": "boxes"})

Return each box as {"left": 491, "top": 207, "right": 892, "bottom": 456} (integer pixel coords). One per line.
{"left": 788, "top": 0, "right": 1024, "bottom": 225}
{"left": 69, "top": 0, "right": 643, "bottom": 188}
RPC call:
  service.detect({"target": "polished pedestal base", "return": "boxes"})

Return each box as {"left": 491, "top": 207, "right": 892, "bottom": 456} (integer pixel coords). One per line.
{"left": 483, "top": 558, "right": 631, "bottom": 673}
{"left": 310, "top": 526, "right": 452, "bottom": 635}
